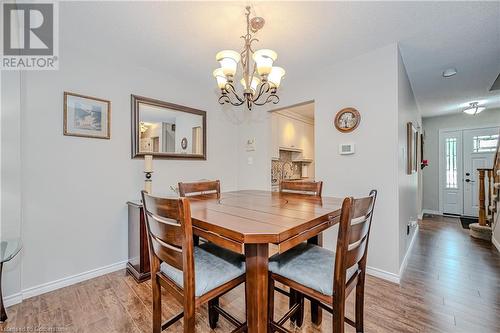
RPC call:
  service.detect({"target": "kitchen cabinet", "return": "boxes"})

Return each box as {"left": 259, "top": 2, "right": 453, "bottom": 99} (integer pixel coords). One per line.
{"left": 273, "top": 112, "right": 314, "bottom": 161}
{"left": 278, "top": 115, "right": 302, "bottom": 149}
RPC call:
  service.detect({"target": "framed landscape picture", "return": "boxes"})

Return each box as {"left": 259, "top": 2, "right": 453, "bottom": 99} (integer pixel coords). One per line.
{"left": 64, "top": 92, "right": 111, "bottom": 139}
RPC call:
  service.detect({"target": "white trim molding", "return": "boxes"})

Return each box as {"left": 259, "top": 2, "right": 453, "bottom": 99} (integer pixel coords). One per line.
{"left": 366, "top": 266, "right": 400, "bottom": 284}
{"left": 3, "top": 260, "right": 127, "bottom": 308}
{"left": 3, "top": 293, "right": 23, "bottom": 308}
{"left": 421, "top": 209, "right": 442, "bottom": 216}
{"left": 399, "top": 225, "right": 419, "bottom": 278}
{"left": 493, "top": 235, "right": 500, "bottom": 253}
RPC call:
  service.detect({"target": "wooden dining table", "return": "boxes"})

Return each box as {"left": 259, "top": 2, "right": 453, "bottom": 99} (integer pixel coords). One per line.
{"left": 189, "top": 190, "right": 343, "bottom": 333}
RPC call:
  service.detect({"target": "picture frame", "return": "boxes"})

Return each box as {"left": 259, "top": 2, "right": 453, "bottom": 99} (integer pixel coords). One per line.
{"left": 131, "top": 94, "right": 207, "bottom": 160}
{"left": 334, "top": 107, "right": 361, "bottom": 133}
{"left": 407, "top": 122, "right": 418, "bottom": 174}
{"left": 64, "top": 92, "right": 111, "bottom": 139}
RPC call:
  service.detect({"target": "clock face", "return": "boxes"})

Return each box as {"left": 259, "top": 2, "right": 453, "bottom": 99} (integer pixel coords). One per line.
{"left": 334, "top": 108, "right": 360, "bottom": 132}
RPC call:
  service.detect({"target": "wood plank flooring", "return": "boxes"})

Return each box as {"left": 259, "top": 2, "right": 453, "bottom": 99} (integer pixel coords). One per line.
{"left": 1, "top": 215, "right": 499, "bottom": 332}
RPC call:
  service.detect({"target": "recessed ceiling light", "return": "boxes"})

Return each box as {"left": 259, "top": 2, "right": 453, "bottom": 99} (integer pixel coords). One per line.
{"left": 463, "top": 102, "right": 485, "bottom": 115}
{"left": 442, "top": 68, "right": 457, "bottom": 78}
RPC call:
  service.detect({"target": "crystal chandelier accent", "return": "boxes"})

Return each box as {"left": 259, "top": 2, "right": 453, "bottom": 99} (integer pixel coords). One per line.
{"left": 213, "top": 6, "right": 285, "bottom": 111}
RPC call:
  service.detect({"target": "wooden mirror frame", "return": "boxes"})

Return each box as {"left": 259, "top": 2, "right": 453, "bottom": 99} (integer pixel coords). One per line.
{"left": 131, "top": 95, "right": 207, "bottom": 160}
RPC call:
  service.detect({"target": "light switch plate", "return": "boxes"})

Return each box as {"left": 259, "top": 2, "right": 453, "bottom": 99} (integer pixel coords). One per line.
{"left": 246, "top": 138, "right": 256, "bottom": 151}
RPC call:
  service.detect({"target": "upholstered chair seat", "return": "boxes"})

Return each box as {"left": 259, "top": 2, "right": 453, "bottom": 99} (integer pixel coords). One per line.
{"left": 269, "top": 243, "right": 358, "bottom": 296}
{"left": 161, "top": 243, "right": 245, "bottom": 297}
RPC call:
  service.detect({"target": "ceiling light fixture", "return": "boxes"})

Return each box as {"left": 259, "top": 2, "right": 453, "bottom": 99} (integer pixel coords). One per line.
{"left": 442, "top": 68, "right": 457, "bottom": 78}
{"left": 213, "top": 6, "right": 285, "bottom": 110}
{"left": 463, "top": 102, "right": 485, "bottom": 115}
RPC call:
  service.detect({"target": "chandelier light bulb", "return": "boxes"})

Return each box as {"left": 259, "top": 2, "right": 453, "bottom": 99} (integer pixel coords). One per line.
{"left": 213, "top": 68, "right": 228, "bottom": 89}
{"left": 216, "top": 50, "right": 241, "bottom": 77}
{"left": 253, "top": 49, "right": 277, "bottom": 76}
{"left": 268, "top": 67, "right": 286, "bottom": 88}
{"left": 241, "top": 76, "right": 261, "bottom": 93}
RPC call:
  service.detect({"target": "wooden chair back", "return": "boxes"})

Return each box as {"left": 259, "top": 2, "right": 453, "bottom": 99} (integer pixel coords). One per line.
{"left": 178, "top": 180, "right": 221, "bottom": 198}
{"left": 280, "top": 180, "right": 323, "bottom": 196}
{"left": 141, "top": 191, "right": 194, "bottom": 281}
{"left": 334, "top": 190, "right": 377, "bottom": 291}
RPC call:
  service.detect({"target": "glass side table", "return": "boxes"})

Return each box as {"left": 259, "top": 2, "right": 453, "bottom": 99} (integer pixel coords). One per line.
{"left": 0, "top": 238, "right": 22, "bottom": 322}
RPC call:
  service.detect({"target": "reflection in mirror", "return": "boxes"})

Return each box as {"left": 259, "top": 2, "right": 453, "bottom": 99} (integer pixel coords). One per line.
{"left": 132, "top": 95, "right": 206, "bottom": 159}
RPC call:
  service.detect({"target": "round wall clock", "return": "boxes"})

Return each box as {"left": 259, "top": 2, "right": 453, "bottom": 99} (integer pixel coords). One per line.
{"left": 181, "top": 137, "right": 188, "bottom": 150}
{"left": 334, "top": 107, "right": 361, "bottom": 133}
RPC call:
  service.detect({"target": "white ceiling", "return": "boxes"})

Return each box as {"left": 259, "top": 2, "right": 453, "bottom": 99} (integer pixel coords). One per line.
{"left": 277, "top": 102, "right": 315, "bottom": 121}
{"left": 60, "top": 1, "right": 500, "bottom": 118}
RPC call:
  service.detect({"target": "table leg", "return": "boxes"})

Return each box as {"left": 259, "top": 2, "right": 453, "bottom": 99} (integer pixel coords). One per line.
{"left": 245, "top": 243, "right": 269, "bottom": 333}
{"left": 0, "top": 263, "right": 7, "bottom": 322}
{"left": 308, "top": 235, "right": 323, "bottom": 326}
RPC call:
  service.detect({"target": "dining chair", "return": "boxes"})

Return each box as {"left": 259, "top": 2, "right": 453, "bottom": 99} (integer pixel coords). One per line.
{"left": 279, "top": 180, "right": 323, "bottom": 197}
{"left": 278, "top": 179, "right": 324, "bottom": 324}
{"left": 141, "top": 191, "right": 246, "bottom": 333}
{"left": 178, "top": 180, "right": 221, "bottom": 198}
{"left": 268, "top": 190, "right": 378, "bottom": 333}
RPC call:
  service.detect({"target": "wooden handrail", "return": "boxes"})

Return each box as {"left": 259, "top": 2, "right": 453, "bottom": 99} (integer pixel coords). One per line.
{"left": 477, "top": 131, "right": 500, "bottom": 227}
{"left": 477, "top": 169, "right": 489, "bottom": 226}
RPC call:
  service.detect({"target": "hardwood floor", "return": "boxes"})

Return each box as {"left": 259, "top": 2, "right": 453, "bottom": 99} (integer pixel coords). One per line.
{"left": 1, "top": 215, "right": 499, "bottom": 332}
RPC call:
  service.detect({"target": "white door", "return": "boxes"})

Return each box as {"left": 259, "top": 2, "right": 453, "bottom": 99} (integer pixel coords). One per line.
{"left": 462, "top": 127, "right": 499, "bottom": 216}
{"left": 441, "top": 130, "right": 463, "bottom": 215}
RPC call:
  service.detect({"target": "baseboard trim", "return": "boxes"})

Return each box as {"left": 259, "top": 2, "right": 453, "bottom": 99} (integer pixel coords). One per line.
{"left": 421, "top": 209, "right": 442, "bottom": 216}
{"left": 493, "top": 236, "right": 500, "bottom": 253}
{"left": 399, "top": 225, "right": 419, "bottom": 278}
{"left": 3, "top": 293, "right": 23, "bottom": 308}
{"left": 4, "top": 260, "right": 127, "bottom": 308}
{"left": 366, "top": 266, "right": 400, "bottom": 284}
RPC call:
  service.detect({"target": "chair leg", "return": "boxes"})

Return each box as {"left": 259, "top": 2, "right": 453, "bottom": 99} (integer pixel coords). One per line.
{"left": 151, "top": 275, "right": 162, "bottom": 333}
{"left": 183, "top": 296, "right": 195, "bottom": 333}
{"left": 288, "top": 289, "right": 297, "bottom": 324}
{"left": 208, "top": 297, "right": 220, "bottom": 329}
{"left": 268, "top": 275, "right": 275, "bottom": 332}
{"left": 294, "top": 292, "right": 304, "bottom": 327}
{"left": 355, "top": 274, "right": 366, "bottom": 332}
{"left": 333, "top": 297, "right": 345, "bottom": 333}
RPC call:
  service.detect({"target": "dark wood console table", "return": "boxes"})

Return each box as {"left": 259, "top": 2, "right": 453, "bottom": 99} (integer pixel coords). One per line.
{"left": 126, "top": 201, "right": 150, "bottom": 283}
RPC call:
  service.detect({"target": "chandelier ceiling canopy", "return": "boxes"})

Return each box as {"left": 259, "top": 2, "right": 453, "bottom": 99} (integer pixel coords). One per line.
{"left": 213, "top": 6, "right": 285, "bottom": 111}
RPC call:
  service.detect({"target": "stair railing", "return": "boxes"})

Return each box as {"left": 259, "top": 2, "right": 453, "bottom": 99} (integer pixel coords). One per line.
{"left": 479, "top": 133, "right": 500, "bottom": 226}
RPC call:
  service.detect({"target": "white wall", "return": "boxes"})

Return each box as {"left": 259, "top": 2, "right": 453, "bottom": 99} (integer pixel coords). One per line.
{"left": 422, "top": 109, "right": 500, "bottom": 212}
{"left": 397, "top": 49, "right": 421, "bottom": 267}
{"left": 1, "top": 70, "right": 23, "bottom": 300}
{"left": 174, "top": 112, "right": 203, "bottom": 154}
{"left": 2, "top": 40, "right": 240, "bottom": 299}
{"left": 237, "top": 44, "right": 403, "bottom": 277}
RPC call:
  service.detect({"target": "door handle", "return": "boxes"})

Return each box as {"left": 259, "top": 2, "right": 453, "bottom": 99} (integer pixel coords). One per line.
{"left": 465, "top": 179, "right": 475, "bottom": 183}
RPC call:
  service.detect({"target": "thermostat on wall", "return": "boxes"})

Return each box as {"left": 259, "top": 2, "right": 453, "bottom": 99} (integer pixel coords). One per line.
{"left": 339, "top": 143, "right": 355, "bottom": 155}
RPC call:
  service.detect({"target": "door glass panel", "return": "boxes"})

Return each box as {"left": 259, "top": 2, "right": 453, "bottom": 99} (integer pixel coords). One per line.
{"left": 446, "top": 138, "right": 458, "bottom": 188}
{"left": 472, "top": 134, "right": 499, "bottom": 153}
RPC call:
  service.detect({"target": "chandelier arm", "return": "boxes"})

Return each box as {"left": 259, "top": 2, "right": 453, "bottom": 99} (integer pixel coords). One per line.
{"left": 252, "top": 81, "right": 271, "bottom": 103}
{"left": 225, "top": 83, "right": 245, "bottom": 103}
{"left": 253, "top": 93, "right": 280, "bottom": 106}
{"left": 220, "top": 83, "right": 245, "bottom": 106}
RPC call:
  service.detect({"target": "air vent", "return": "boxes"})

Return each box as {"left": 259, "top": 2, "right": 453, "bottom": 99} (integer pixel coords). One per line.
{"left": 491, "top": 73, "right": 500, "bottom": 91}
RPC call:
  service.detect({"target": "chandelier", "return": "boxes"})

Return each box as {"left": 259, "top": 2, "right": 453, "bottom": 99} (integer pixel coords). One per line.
{"left": 463, "top": 102, "right": 485, "bottom": 115}
{"left": 213, "top": 6, "right": 285, "bottom": 110}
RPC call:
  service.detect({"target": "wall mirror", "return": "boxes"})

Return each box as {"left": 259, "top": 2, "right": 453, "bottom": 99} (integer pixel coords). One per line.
{"left": 131, "top": 95, "right": 206, "bottom": 159}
